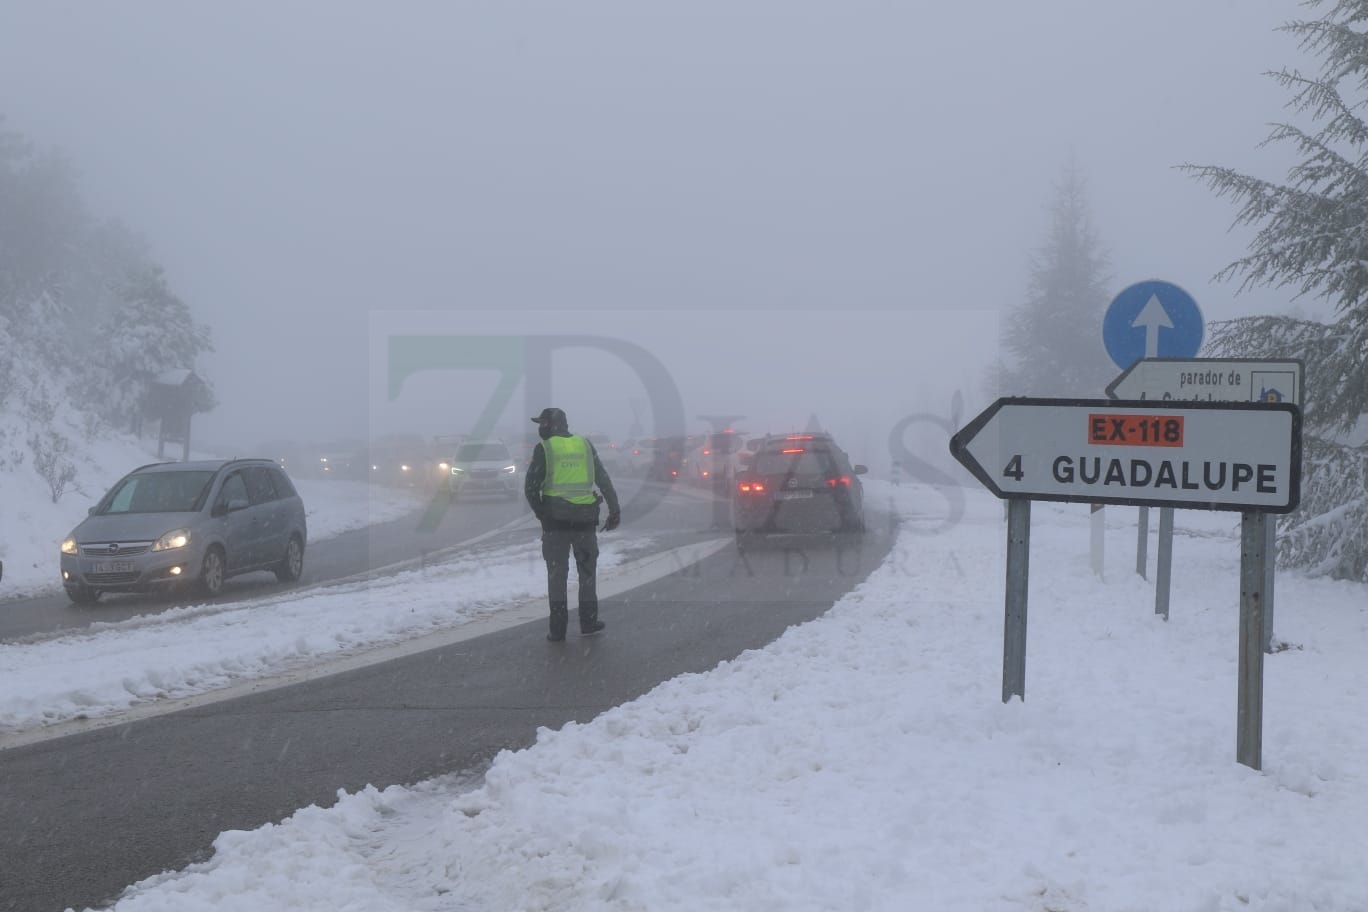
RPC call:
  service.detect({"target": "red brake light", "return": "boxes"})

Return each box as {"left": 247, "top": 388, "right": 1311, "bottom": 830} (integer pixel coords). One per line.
{"left": 738, "top": 481, "right": 766, "bottom": 494}
{"left": 702, "top": 448, "right": 711, "bottom": 455}
{"left": 632, "top": 449, "right": 641, "bottom": 455}
{"left": 786, "top": 435, "right": 814, "bottom": 441}
{"left": 826, "top": 476, "right": 852, "bottom": 487}
{"left": 781, "top": 447, "right": 805, "bottom": 454}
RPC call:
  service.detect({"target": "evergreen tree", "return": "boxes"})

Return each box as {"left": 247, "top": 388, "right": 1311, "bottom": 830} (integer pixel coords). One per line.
{"left": 1183, "top": 0, "right": 1368, "bottom": 580}
{"left": 97, "top": 265, "right": 215, "bottom": 430}
{"left": 994, "top": 161, "right": 1115, "bottom": 398}
{"left": 0, "top": 117, "right": 214, "bottom": 461}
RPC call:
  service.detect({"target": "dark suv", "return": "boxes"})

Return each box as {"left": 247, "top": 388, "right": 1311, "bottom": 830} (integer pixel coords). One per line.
{"left": 732, "top": 433, "right": 868, "bottom": 547}
{"left": 59, "top": 458, "right": 308, "bottom": 603}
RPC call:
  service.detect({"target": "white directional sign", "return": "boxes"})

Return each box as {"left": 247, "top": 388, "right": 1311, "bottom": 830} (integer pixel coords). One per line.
{"left": 1106, "top": 358, "right": 1303, "bottom": 405}
{"left": 950, "top": 398, "right": 1301, "bottom": 512}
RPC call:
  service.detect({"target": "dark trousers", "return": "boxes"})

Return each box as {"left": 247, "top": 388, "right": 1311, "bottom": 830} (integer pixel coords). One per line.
{"left": 541, "top": 525, "right": 600, "bottom": 637}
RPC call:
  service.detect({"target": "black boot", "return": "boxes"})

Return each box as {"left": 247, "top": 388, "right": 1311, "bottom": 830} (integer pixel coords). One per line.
{"left": 548, "top": 601, "right": 568, "bottom": 642}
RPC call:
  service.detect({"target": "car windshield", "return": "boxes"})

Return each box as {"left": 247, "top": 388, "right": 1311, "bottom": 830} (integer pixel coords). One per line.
{"left": 754, "top": 447, "right": 845, "bottom": 476}
{"left": 455, "top": 443, "right": 511, "bottom": 462}
{"left": 100, "top": 471, "right": 215, "bottom": 514}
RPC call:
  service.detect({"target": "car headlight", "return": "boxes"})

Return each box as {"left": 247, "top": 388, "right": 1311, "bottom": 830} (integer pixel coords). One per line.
{"left": 61, "top": 536, "right": 78, "bottom": 555}
{"left": 438, "top": 462, "right": 450, "bottom": 471}
{"left": 502, "top": 464, "right": 517, "bottom": 474}
{"left": 152, "top": 529, "right": 191, "bottom": 551}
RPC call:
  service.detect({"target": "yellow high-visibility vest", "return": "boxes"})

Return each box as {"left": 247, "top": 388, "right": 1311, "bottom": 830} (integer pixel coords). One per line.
{"left": 543, "top": 436, "right": 596, "bottom": 504}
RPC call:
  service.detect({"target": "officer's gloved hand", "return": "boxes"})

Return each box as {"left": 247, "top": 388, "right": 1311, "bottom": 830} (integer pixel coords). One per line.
{"left": 603, "top": 511, "right": 621, "bottom": 532}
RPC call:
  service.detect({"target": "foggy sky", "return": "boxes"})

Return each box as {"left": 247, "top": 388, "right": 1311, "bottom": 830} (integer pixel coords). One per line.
{"left": 0, "top": 1, "right": 1310, "bottom": 451}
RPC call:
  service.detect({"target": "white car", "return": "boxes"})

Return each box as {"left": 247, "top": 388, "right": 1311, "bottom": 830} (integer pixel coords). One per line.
{"left": 444, "top": 439, "right": 520, "bottom": 499}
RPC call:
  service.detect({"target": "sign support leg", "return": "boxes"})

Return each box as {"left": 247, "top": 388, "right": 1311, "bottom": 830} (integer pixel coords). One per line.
{"left": 1155, "top": 507, "right": 1174, "bottom": 621}
{"left": 1089, "top": 504, "right": 1104, "bottom": 580}
{"left": 1003, "top": 499, "right": 1030, "bottom": 703}
{"left": 1262, "top": 519, "right": 1277, "bottom": 653}
{"left": 1238, "top": 512, "right": 1266, "bottom": 770}
{"left": 1136, "top": 506, "right": 1149, "bottom": 579}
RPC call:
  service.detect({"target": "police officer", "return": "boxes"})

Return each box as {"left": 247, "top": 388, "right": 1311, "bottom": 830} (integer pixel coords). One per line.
{"left": 525, "top": 407, "right": 621, "bottom": 641}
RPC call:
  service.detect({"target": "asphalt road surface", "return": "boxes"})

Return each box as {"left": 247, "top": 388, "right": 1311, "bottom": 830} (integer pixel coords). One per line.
{"left": 0, "top": 481, "right": 894, "bottom": 912}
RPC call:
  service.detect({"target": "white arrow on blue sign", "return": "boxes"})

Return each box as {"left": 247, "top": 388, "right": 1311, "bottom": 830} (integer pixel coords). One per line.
{"left": 1102, "top": 280, "right": 1204, "bottom": 370}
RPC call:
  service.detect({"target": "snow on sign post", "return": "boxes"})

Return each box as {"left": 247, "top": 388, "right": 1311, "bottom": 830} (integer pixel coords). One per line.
{"left": 949, "top": 397, "right": 1301, "bottom": 770}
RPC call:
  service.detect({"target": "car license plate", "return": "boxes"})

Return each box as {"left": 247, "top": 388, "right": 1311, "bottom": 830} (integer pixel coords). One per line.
{"left": 775, "top": 490, "right": 814, "bottom": 500}
{"left": 93, "top": 560, "right": 136, "bottom": 573}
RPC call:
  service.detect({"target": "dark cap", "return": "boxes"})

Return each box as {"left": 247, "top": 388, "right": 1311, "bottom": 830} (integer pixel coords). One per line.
{"left": 531, "top": 407, "right": 568, "bottom": 426}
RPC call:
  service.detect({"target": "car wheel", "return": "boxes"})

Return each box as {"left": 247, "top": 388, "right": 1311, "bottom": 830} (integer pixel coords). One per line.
{"left": 199, "top": 547, "right": 226, "bottom": 596}
{"left": 275, "top": 534, "right": 304, "bottom": 583}
{"left": 65, "top": 583, "right": 101, "bottom": 605}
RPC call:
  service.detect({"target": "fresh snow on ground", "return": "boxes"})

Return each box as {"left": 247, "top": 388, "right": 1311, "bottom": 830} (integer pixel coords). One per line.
{"left": 4, "top": 477, "right": 1363, "bottom": 911}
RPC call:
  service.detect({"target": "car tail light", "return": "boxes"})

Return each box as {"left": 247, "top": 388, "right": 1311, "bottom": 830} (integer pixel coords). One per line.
{"left": 632, "top": 448, "right": 641, "bottom": 455}
{"left": 786, "top": 434, "right": 814, "bottom": 441}
{"left": 781, "top": 447, "right": 805, "bottom": 454}
{"left": 738, "top": 481, "right": 766, "bottom": 494}
{"left": 826, "top": 476, "right": 852, "bottom": 487}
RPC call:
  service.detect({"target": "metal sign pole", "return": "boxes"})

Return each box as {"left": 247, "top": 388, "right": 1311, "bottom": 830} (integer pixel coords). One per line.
{"left": 1155, "top": 507, "right": 1174, "bottom": 620}
{"left": 1003, "top": 499, "right": 1030, "bottom": 703}
{"left": 1136, "top": 506, "right": 1149, "bottom": 579}
{"left": 1238, "top": 512, "right": 1266, "bottom": 770}
{"left": 1090, "top": 504, "right": 1104, "bottom": 580}
{"left": 1262, "top": 520, "right": 1277, "bottom": 652}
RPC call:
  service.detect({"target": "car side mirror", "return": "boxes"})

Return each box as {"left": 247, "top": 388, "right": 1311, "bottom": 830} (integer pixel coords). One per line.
{"left": 852, "top": 465, "right": 869, "bottom": 475}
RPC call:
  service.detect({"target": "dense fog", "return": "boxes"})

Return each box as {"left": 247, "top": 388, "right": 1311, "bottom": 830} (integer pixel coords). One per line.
{"left": 0, "top": 1, "right": 1309, "bottom": 455}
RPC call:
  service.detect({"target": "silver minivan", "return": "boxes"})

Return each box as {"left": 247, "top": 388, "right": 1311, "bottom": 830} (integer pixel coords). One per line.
{"left": 59, "top": 458, "right": 308, "bottom": 603}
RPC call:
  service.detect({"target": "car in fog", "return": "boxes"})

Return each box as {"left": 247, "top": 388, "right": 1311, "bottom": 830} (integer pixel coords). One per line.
{"left": 636, "top": 435, "right": 692, "bottom": 481}
{"left": 444, "top": 438, "right": 520, "bottom": 499}
{"left": 732, "top": 432, "right": 868, "bottom": 548}
{"left": 688, "top": 429, "right": 756, "bottom": 486}
{"left": 313, "top": 442, "right": 368, "bottom": 481}
{"left": 59, "top": 458, "right": 308, "bottom": 603}
{"left": 583, "top": 433, "right": 623, "bottom": 475}
{"left": 369, "top": 433, "right": 432, "bottom": 487}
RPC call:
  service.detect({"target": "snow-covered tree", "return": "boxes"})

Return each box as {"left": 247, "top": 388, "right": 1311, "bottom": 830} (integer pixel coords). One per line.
{"left": 993, "top": 161, "right": 1115, "bottom": 398}
{"left": 1183, "top": 0, "right": 1368, "bottom": 579}
{"left": 0, "top": 116, "right": 215, "bottom": 488}
{"left": 96, "top": 265, "right": 215, "bottom": 430}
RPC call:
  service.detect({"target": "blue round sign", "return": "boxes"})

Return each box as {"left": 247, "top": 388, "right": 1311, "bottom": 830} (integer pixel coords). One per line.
{"left": 1102, "top": 280, "right": 1203, "bottom": 370}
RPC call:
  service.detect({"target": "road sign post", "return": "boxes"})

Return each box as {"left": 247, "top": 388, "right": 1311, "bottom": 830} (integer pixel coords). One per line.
{"left": 1103, "top": 284, "right": 1207, "bottom": 584}
{"left": 1003, "top": 499, "right": 1030, "bottom": 702}
{"left": 1107, "top": 358, "right": 1304, "bottom": 648}
{"left": 951, "top": 396, "right": 1301, "bottom": 770}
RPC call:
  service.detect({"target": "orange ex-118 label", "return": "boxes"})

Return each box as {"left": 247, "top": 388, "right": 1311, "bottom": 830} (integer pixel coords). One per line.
{"left": 1088, "top": 414, "right": 1185, "bottom": 447}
